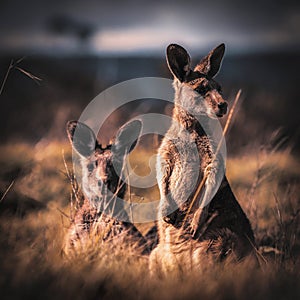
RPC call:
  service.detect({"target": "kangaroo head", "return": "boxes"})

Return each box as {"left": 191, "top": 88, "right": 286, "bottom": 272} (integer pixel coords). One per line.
{"left": 166, "top": 43, "right": 227, "bottom": 118}
{"left": 66, "top": 120, "right": 142, "bottom": 204}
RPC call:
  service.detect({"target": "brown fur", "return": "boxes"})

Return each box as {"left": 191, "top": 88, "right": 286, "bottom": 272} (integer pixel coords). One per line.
{"left": 64, "top": 120, "right": 157, "bottom": 256}
{"left": 65, "top": 198, "right": 150, "bottom": 256}
{"left": 150, "top": 44, "right": 257, "bottom": 275}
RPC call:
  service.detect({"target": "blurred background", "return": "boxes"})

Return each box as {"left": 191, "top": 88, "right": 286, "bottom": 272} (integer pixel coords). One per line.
{"left": 0, "top": 0, "right": 299, "bottom": 152}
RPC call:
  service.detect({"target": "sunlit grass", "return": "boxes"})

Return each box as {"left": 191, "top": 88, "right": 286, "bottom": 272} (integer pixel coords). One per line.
{"left": 0, "top": 138, "right": 299, "bottom": 299}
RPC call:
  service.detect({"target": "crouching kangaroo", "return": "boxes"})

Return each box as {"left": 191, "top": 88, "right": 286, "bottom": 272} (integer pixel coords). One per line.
{"left": 64, "top": 119, "right": 157, "bottom": 256}
{"left": 150, "top": 44, "right": 256, "bottom": 275}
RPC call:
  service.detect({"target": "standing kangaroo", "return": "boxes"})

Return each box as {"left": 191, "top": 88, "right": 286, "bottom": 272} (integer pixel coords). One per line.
{"left": 65, "top": 119, "right": 156, "bottom": 255}
{"left": 150, "top": 44, "right": 256, "bottom": 275}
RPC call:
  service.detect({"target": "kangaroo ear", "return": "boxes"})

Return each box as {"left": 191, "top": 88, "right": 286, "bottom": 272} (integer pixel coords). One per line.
{"left": 66, "top": 120, "right": 97, "bottom": 158}
{"left": 112, "top": 120, "right": 142, "bottom": 157}
{"left": 166, "top": 44, "right": 191, "bottom": 82}
{"left": 194, "top": 43, "right": 225, "bottom": 78}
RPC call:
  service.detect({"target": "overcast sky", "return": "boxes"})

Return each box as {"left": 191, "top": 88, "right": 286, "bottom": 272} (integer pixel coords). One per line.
{"left": 0, "top": 0, "right": 299, "bottom": 55}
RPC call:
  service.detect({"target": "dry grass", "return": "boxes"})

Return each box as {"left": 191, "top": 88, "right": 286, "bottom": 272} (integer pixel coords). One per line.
{"left": 0, "top": 134, "right": 299, "bottom": 299}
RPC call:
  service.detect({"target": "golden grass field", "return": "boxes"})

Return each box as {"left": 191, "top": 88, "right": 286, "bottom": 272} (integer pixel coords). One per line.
{"left": 0, "top": 129, "right": 299, "bottom": 299}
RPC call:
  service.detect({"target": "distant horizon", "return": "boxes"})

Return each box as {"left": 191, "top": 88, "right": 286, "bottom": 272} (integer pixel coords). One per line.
{"left": 0, "top": 42, "right": 299, "bottom": 58}
{"left": 1, "top": 0, "right": 299, "bottom": 58}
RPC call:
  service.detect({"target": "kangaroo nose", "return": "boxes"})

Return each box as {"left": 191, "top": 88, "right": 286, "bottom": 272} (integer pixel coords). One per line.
{"left": 98, "top": 176, "right": 108, "bottom": 186}
{"left": 101, "top": 177, "right": 108, "bottom": 184}
{"left": 218, "top": 102, "right": 227, "bottom": 110}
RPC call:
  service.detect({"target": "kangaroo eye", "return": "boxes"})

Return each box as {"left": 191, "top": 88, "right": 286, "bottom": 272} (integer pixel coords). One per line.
{"left": 196, "top": 86, "right": 209, "bottom": 95}
{"left": 87, "top": 163, "right": 95, "bottom": 172}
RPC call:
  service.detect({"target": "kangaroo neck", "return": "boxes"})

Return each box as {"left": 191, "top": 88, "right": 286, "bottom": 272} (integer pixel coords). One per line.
{"left": 173, "top": 105, "right": 207, "bottom": 137}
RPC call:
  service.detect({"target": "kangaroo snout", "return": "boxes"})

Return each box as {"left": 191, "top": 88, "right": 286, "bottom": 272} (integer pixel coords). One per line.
{"left": 217, "top": 101, "right": 228, "bottom": 115}
{"left": 218, "top": 101, "right": 227, "bottom": 110}
{"left": 208, "top": 90, "right": 227, "bottom": 117}
{"left": 96, "top": 163, "right": 110, "bottom": 184}
{"left": 98, "top": 174, "right": 108, "bottom": 184}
